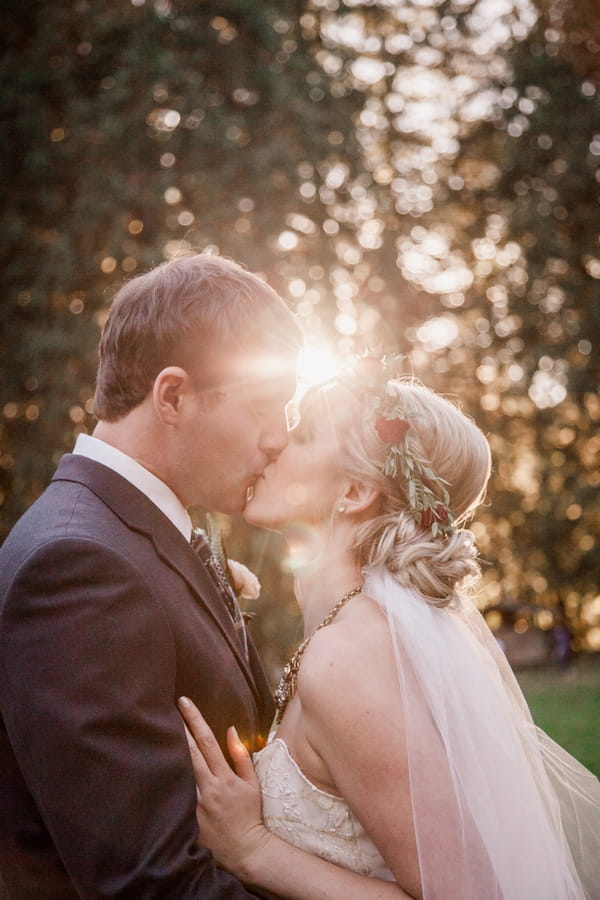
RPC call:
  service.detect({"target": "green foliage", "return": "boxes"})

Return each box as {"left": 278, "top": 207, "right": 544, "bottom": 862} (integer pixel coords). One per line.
{"left": 517, "top": 658, "right": 600, "bottom": 776}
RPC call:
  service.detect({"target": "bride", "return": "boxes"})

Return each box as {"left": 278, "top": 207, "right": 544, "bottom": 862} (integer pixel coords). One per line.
{"left": 179, "top": 360, "right": 600, "bottom": 899}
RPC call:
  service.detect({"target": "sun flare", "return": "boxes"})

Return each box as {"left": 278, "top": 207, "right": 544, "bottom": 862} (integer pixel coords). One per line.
{"left": 296, "top": 344, "right": 342, "bottom": 393}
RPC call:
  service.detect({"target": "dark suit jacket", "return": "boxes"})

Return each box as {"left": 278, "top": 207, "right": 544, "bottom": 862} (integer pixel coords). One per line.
{"left": 0, "top": 454, "right": 275, "bottom": 898}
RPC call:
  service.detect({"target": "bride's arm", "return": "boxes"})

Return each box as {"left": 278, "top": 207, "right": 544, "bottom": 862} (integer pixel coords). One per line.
{"left": 178, "top": 698, "right": 414, "bottom": 900}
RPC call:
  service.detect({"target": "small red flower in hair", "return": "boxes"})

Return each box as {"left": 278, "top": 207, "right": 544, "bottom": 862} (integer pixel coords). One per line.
{"left": 434, "top": 503, "right": 449, "bottom": 521}
{"left": 421, "top": 504, "right": 449, "bottom": 529}
{"left": 421, "top": 507, "right": 434, "bottom": 528}
{"left": 375, "top": 417, "right": 411, "bottom": 444}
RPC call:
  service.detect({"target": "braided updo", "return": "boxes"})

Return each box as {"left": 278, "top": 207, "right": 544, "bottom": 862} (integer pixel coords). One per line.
{"left": 330, "top": 377, "right": 492, "bottom": 607}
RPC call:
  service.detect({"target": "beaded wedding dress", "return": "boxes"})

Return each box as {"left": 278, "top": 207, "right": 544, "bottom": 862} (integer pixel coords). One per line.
{"left": 254, "top": 566, "right": 600, "bottom": 900}
{"left": 254, "top": 737, "right": 394, "bottom": 881}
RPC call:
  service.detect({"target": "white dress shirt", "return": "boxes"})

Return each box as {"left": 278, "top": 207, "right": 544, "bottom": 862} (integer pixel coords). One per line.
{"left": 73, "top": 433, "right": 192, "bottom": 540}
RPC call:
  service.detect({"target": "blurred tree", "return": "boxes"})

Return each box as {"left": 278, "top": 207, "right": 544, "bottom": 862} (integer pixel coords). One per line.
{"left": 299, "top": 0, "right": 600, "bottom": 653}
{"left": 468, "top": 4, "right": 600, "bottom": 650}
{"left": 1, "top": 0, "right": 599, "bottom": 666}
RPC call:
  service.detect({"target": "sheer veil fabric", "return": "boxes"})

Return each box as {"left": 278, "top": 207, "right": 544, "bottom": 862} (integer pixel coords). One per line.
{"left": 362, "top": 566, "right": 600, "bottom": 900}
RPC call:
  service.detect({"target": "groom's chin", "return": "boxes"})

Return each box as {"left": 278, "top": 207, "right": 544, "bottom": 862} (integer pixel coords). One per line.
{"left": 208, "top": 491, "right": 248, "bottom": 517}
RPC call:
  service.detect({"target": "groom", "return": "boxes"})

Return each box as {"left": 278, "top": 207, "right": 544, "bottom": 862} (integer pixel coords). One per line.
{"left": 0, "top": 254, "right": 301, "bottom": 897}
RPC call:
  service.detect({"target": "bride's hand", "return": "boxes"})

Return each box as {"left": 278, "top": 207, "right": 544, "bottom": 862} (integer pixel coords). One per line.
{"left": 177, "top": 697, "right": 272, "bottom": 879}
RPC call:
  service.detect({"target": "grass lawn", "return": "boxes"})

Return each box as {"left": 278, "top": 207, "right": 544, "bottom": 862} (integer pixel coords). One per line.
{"left": 515, "top": 654, "right": 600, "bottom": 777}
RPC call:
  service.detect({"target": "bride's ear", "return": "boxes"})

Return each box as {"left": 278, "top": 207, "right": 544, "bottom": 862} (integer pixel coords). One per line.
{"left": 337, "top": 480, "right": 380, "bottom": 517}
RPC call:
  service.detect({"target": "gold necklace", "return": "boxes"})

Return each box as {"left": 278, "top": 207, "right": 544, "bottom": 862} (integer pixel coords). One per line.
{"left": 273, "top": 586, "right": 362, "bottom": 724}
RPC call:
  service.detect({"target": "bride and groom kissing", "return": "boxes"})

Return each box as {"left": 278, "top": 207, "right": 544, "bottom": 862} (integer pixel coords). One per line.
{"left": 1, "top": 253, "right": 598, "bottom": 899}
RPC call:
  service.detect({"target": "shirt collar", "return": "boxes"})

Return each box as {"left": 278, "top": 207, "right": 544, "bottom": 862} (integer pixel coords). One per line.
{"left": 73, "top": 433, "right": 193, "bottom": 541}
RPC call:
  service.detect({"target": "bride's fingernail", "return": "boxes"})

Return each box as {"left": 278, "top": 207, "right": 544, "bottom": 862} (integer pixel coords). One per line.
{"left": 178, "top": 696, "right": 191, "bottom": 709}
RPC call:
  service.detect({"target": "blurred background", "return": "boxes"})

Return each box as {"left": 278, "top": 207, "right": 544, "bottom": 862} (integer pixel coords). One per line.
{"left": 1, "top": 0, "right": 598, "bottom": 770}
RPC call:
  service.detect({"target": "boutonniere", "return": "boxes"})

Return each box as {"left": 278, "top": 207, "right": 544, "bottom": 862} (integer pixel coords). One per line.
{"left": 227, "top": 559, "right": 261, "bottom": 600}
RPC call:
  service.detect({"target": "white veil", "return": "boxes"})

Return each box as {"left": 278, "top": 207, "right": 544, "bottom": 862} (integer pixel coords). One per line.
{"left": 362, "top": 565, "right": 600, "bottom": 900}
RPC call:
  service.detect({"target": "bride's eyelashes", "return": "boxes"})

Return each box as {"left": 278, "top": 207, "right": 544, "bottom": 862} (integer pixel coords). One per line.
{"left": 289, "top": 421, "right": 314, "bottom": 444}
{"left": 289, "top": 424, "right": 307, "bottom": 443}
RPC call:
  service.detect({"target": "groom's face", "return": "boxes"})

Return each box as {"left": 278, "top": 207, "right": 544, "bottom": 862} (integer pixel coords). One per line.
{"left": 177, "top": 350, "right": 297, "bottom": 513}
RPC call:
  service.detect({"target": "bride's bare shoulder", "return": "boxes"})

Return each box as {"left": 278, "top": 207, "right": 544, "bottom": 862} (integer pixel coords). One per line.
{"left": 297, "top": 594, "right": 400, "bottom": 712}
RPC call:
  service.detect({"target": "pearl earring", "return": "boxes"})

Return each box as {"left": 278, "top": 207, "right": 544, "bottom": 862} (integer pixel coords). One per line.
{"left": 337, "top": 504, "right": 346, "bottom": 513}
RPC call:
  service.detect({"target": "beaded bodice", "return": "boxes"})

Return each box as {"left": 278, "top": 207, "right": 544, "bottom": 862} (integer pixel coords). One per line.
{"left": 253, "top": 737, "right": 394, "bottom": 881}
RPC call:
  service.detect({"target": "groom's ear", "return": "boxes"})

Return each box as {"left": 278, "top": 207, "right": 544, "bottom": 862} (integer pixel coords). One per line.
{"left": 153, "top": 366, "right": 189, "bottom": 424}
{"left": 339, "top": 481, "right": 380, "bottom": 517}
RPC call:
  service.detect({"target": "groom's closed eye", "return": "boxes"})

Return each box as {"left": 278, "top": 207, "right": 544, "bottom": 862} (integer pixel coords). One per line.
{"left": 244, "top": 381, "right": 291, "bottom": 421}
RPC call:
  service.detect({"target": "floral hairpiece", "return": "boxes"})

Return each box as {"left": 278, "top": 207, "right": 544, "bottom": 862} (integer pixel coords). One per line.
{"left": 353, "top": 354, "right": 455, "bottom": 538}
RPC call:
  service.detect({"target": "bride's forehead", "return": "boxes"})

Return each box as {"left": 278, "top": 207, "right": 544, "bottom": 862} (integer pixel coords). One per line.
{"left": 299, "top": 384, "right": 352, "bottom": 429}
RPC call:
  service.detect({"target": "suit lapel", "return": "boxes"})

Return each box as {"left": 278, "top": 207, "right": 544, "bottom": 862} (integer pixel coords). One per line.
{"left": 52, "top": 455, "right": 261, "bottom": 699}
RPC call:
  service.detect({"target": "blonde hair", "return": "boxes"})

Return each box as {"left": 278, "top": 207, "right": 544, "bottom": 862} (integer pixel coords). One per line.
{"left": 311, "top": 378, "right": 492, "bottom": 607}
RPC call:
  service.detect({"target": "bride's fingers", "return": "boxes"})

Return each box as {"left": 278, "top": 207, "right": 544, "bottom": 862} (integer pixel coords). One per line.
{"left": 178, "top": 696, "right": 230, "bottom": 777}
{"left": 182, "top": 723, "right": 212, "bottom": 783}
{"left": 227, "top": 726, "right": 258, "bottom": 786}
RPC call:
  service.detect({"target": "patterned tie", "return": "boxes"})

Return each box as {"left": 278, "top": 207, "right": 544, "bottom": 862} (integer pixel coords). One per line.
{"left": 190, "top": 527, "right": 248, "bottom": 659}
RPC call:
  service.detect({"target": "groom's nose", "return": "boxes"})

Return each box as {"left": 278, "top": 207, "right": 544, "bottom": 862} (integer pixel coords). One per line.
{"left": 258, "top": 413, "right": 289, "bottom": 461}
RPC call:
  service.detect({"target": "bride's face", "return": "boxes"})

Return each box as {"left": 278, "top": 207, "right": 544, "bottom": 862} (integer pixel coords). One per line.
{"left": 243, "top": 388, "right": 347, "bottom": 530}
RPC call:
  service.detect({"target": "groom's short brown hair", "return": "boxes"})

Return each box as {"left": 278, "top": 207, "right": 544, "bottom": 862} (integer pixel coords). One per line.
{"left": 94, "top": 253, "right": 301, "bottom": 421}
